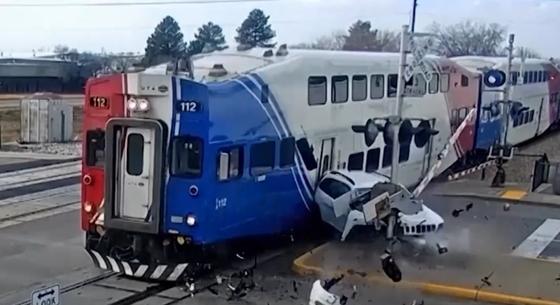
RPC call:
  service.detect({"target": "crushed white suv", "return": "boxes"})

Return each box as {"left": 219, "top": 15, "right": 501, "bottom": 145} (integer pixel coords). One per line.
{"left": 314, "top": 170, "right": 444, "bottom": 241}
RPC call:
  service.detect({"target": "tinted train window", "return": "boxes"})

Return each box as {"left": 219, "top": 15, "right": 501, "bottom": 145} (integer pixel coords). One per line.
{"left": 511, "top": 72, "right": 518, "bottom": 85}
{"left": 85, "top": 129, "right": 105, "bottom": 167}
{"left": 296, "top": 138, "right": 317, "bottom": 170}
{"left": 461, "top": 75, "right": 469, "bottom": 87}
{"left": 126, "top": 133, "right": 144, "bottom": 176}
{"left": 440, "top": 73, "right": 450, "bottom": 92}
{"left": 250, "top": 141, "right": 275, "bottom": 176}
{"left": 308, "top": 76, "right": 327, "bottom": 105}
{"left": 523, "top": 72, "right": 528, "bottom": 84}
{"left": 217, "top": 146, "right": 243, "bottom": 181}
{"left": 352, "top": 75, "right": 367, "bottom": 101}
{"left": 523, "top": 112, "right": 530, "bottom": 124}
{"left": 387, "top": 74, "right": 398, "bottom": 97}
{"left": 399, "top": 143, "right": 410, "bottom": 163}
{"left": 366, "top": 148, "right": 380, "bottom": 172}
{"left": 371, "top": 74, "right": 384, "bottom": 99}
{"left": 171, "top": 137, "right": 202, "bottom": 177}
{"left": 279, "top": 137, "right": 295, "bottom": 167}
{"left": 348, "top": 152, "right": 364, "bottom": 170}
{"left": 318, "top": 178, "right": 350, "bottom": 199}
{"left": 429, "top": 74, "right": 439, "bottom": 94}
{"left": 529, "top": 110, "right": 535, "bottom": 122}
{"left": 404, "top": 74, "right": 426, "bottom": 96}
{"left": 538, "top": 71, "right": 543, "bottom": 82}
{"left": 382, "top": 145, "right": 392, "bottom": 168}
{"left": 332, "top": 75, "right": 348, "bottom": 103}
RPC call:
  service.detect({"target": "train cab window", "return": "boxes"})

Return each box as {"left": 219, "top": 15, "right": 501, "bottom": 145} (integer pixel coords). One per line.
{"left": 370, "top": 74, "right": 384, "bottom": 99}
{"left": 347, "top": 152, "right": 364, "bottom": 171}
{"left": 538, "top": 71, "right": 543, "bottom": 82}
{"left": 429, "top": 74, "right": 439, "bottom": 94}
{"left": 308, "top": 76, "right": 327, "bottom": 105}
{"left": 440, "top": 73, "right": 450, "bottom": 92}
{"left": 250, "top": 141, "right": 275, "bottom": 176}
{"left": 523, "top": 72, "right": 528, "bottom": 84}
{"left": 399, "top": 143, "right": 410, "bottom": 163}
{"left": 523, "top": 111, "right": 530, "bottom": 124}
{"left": 382, "top": 145, "right": 392, "bottom": 168}
{"left": 511, "top": 72, "right": 518, "bottom": 85}
{"left": 365, "top": 148, "right": 380, "bottom": 172}
{"left": 529, "top": 110, "right": 535, "bottom": 122}
{"left": 85, "top": 129, "right": 105, "bottom": 167}
{"left": 352, "top": 75, "right": 367, "bottom": 101}
{"left": 451, "top": 109, "right": 459, "bottom": 127}
{"left": 217, "top": 146, "right": 243, "bottom": 181}
{"left": 461, "top": 75, "right": 469, "bottom": 87}
{"left": 318, "top": 178, "right": 351, "bottom": 199}
{"left": 544, "top": 71, "right": 549, "bottom": 81}
{"left": 387, "top": 74, "right": 398, "bottom": 97}
{"left": 171, "top": 137, "right": 203, "bottom": 177}
{"left": 279, "top": 137, "right": 295, "bottom": 168}
{"left": 332, "top": 75, "right": 349, "bottom": 103}
{"left": 126, "top": 133, "right": 144, "bottom": 176}
{"left": 458, "top": 107, "right": 468, "bottom": 122}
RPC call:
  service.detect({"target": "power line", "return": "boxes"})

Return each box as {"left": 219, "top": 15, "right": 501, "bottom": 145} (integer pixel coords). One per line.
{"left": 0, "top": 0, "right": 279, "bottom": 7}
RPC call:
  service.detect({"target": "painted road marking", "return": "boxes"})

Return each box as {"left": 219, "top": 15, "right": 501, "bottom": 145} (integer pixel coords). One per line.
{"left": 500, "top": 189, "right": 527, "bottom": 200}
{"left": 512, "top": 218, "right": 560, "bottom": 261}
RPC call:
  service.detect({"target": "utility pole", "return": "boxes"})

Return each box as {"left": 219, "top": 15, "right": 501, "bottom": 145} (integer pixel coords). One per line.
{"left": 501, "top": 34, "right": 514, "bottom": 148}
{"left": 411, "top": 0, "right": 418, "bottom": 33}
{"left": 390, "top": 25, "right": 410, "bottom": 183}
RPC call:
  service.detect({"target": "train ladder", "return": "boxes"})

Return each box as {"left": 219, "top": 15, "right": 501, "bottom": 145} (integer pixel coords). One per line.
{"left": 412, "top": 108, "right": 477, "bottom": 197}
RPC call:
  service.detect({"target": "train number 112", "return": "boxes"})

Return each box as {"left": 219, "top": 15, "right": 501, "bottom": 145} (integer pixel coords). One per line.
{"left": 178, "top": 101, "right": 199, "bottom": 113}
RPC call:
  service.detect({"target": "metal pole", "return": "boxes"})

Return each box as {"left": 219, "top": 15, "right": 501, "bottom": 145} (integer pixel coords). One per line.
{"left": 501, "top": 33, "right": 514, "bottom": 147}
{"left": 390, "top": 25, "right": 409, "bottom": 183}
{"left": 411, "top": 0, "right": 418, "bottom": 33}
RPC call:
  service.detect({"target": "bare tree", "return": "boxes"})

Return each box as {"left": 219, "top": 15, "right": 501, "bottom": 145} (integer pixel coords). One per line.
{"left": 291, "top": 31, "right": 345, "bottom": 50}
{"left": 376, "top": 30, "right": 399, "bottom": 52}
{"left": 428, "top": 21, "right": 506, "bottom": 57}
{"left": 515, "top": 46, "right": 541, "bottom": 59}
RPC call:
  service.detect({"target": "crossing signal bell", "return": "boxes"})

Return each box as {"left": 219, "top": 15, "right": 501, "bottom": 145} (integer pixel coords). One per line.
{"left": 484, "top": 69, "right": 506, "bottom": 88}
{"left": 352, "top": 119, "right": 439, "bottom": 149}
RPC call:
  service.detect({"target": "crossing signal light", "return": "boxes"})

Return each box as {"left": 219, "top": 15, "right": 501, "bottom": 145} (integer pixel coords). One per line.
{"left": 414, "top": 120, "right": 439, "bottom": 148}
{"left": 484, "top": 69, "right": 506, "bottom": 88}
{"left": 351, "top": 119, "right": 382, "bottom": 147}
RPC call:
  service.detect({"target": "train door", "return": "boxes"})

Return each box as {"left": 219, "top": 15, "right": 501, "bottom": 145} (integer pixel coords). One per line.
{"left": 318, "top": 138, "right": 334, "bottom": 179}
{"left": 119, "top": 128, "right": 155, "bottom": 220}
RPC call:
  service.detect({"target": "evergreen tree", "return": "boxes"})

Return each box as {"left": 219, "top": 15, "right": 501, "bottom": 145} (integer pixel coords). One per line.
{"left": 144, "top": 16, "right": 187, "bottom": 66}
{"left": 342, "top": 20, "right": 379, "bottom": 51}
{"left": 235, "top": 9, "right": 276, "bottom": 48}
{"left": 187, "top": 22, "right": 228, "bottom": 56}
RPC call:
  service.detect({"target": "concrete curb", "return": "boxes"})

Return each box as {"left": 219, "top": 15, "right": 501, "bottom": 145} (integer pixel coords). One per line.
{"left": 292, "top": 244, "right": 560, "bottom": 305}
{"left": 434, "top": 192, "right": 560, "bottom": 209}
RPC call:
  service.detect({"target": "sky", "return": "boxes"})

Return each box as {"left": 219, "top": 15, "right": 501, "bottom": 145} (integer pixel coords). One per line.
{"left": 0, "top": 0, "right": 558, "bottom": 57}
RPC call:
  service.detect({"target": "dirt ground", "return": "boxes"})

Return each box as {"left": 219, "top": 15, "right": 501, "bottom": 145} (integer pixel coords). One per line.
{"left": 0, "top": 106, "right": 83, "bottom": 144}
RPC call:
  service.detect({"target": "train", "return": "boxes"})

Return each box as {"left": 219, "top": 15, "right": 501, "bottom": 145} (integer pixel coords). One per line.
{"left": 81, "top": 46, "right": 560, "bottom": 281}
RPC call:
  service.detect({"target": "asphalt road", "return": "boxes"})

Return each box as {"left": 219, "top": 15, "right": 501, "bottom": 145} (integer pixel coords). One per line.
{"left": 0, "top": 189, "right": 558, "bottom": 304}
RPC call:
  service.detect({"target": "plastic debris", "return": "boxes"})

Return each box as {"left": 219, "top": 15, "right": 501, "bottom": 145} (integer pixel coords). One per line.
{"left": 452, "top": 209, "right": 464, "bottom": 217}
{"left": 380, "top": 251, "right": 402, "bottom": 282}
{"left": 437, "top": 243, "right": 448, "bottom": 254}
{"left": 351, "top": 285, "right": 357, "bottom": 299}
{"left": 466, "top": 202, "right": 474, "bottom": 211}
{"left": 503, "top": 203, "right": 511, "bottom": 211}
{"left": 309, "top": 279, "right": 348, "bottom": 305}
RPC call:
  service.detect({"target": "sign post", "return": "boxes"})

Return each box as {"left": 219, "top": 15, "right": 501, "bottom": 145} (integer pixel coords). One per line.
{"left": 32, "top": 285, "right": 60, "bottom": 305}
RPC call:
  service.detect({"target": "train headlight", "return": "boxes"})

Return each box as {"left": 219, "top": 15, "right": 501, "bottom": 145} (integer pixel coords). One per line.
{"left": 127, "top": 98, "right": 138, "bottom": 111}
{"left": 137, "top": 98, "right": 150, "bottom": 112}
{"left": 186, "top": 214, "right": 197, "bottom": 226}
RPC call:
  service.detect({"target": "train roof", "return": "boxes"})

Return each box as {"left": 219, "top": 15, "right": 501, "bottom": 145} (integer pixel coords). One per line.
{"left": 450, "top": 56, "right": 551, "bottom": 72}
{"left": 190, "top": 47, "right": 445, "bottom": 81}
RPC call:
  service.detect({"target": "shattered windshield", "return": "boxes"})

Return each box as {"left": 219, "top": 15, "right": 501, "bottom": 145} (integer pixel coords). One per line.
{"left": 0, "top": 1, "right": 559, "bottom": 305}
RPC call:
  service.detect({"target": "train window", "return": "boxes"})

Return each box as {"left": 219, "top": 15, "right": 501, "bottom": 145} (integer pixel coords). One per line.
{"left": 429, "top": 74, "right": 439, "bottom": 94}
{"left": 451, "top": 109, "right": 459, "bottom": 127}
{"left": 352, "top": 75, "right": 367, "bottom": 101}
{"left": 461, "top": 75, "right": 469, "bottom": 87}
{"left": 279, "top": 137, "right": 295, "bottom": 168}
{"left": 523, "top": 111, "right": 530, "bottom": 124}
{"left": 347, "top": 152, "right": 364, "bottom": 171}
{"left": 387, "top": 74, "right": 398, "bottom": 97}
{"left": 382, "top": 145, "right": 392, "bottom": 168}
{"left": 126, "top": 133, "right": 144, "bottom": 176}
{"left": 171, "top": 137, "right": 203, "bottom": 177}
{"left": 296, "top": 138, "right": 318, "bottom": 170}
{"left": 513, "top": 115, "right": 519, "bottom": 127}
{"left": 399, "top": 143, "right": 410, "bottom": 163}
{"left": 365, "top": 148, "right": 380, "bottom": 172}
{"left": 85, "top": 129, "right": 105, "bottom": 167}
{"left": 250, "top": 141, "right": 275, "bottom": 176}
{"left": 332, "top": 75, "right": 348, "bottom": 103}
{"left": 308, "top": 76, "right": 327, "bottom": 105}
{"left": 511, "top": 72, "right": 518, "bottom": 86}
{"left": 217, "top": 146, "right": 243, "bottom": 181}
{"left": 440, "top": 73, "right": 450, "bottom": 92}
{"left": 523, "top": 72, "right": 528, "bottom": 84}
{"left": 318, "top": 178, "right": 351, "bottom": 199}
{"left": 458, "top": 107, "right": 468, "bottom": 122}
{"left": 538, "top": 71, "right": 543, "bottom": 82}
{"left": 370, "top": 74, "right": 384, "bottom": 99}
{"left": 529, "top": 110, "right": 535, "bottom": 122}
{"left": 544, "top": 71, "right": 549, "bottom": 81}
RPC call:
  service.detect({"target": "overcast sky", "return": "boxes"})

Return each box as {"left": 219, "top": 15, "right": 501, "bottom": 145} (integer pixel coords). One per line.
{"left": 0, "top": 0, "right": 558, "bottom": 57}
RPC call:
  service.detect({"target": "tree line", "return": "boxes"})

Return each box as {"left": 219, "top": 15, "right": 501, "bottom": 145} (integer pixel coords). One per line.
{"left": 53, "top": 10, "right": 545, "bottom": 75}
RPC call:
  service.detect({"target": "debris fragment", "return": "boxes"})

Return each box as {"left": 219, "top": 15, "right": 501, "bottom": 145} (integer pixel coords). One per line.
{"left": 484, "top": 215, "right": 489, "bottom": 221}
{"left": 207, "top": 286, "right": 219, "bottom": 295}
{"left": 236, "top": 253, "right": 245, "bottom": 260}
{"left": 503, "top": 203, "right": 511, "bottom": 211}
{"left": 347, "top": 268, "right": 367, "bottom": 277}
{"left": 437, "top": 243, "right": 448, "bottom": 254}
{"left": 292, "top": 280, "right": 298, "bottom": 294}
{"left": 323, "top": 274, "right": 344, "bottom": 291}
{"left": 309, "top": 280, "right": 348, "bottom": 305}
{"left": 481, "top": 271, "right": 494, "bottom": 287}
{"left": 452, "top": 209, "right": 464, "bottom": 217}
{"left": 380, "top": 251, "right": 402, "bottom": 282}
{"left": 555, "top": 275, "right": 560, "bottom": 281}
{"left": 466, "top": 202, "right": 474, "bottom": 211}
{"left": 351, "top": 285, "right": 357, "bottom": 299}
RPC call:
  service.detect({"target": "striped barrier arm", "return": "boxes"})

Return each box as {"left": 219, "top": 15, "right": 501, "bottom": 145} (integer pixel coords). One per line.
{"left": 447, "top": 160, "right": 496, "bottom": 181}
{"left": 412, "top": 108, "right": 477, "bottom": 197}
